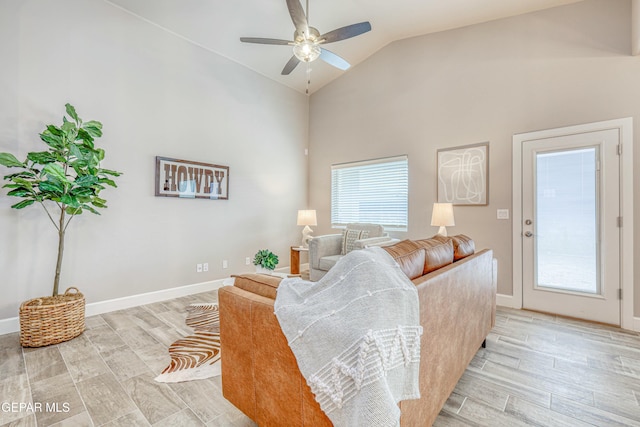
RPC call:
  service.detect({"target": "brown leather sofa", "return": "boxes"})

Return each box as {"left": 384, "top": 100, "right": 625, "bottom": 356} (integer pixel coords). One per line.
{"left": 219, "top": 235, "right": 497, "bottom": 426}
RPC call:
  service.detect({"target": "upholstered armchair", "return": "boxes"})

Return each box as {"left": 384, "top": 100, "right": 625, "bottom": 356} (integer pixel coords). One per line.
{"left": 308, "top": 223, "right": 398, "bottom": 281}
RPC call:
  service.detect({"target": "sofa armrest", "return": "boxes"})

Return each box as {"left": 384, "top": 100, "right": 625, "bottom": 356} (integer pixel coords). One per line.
{"left": 353, "top": 236, "right": 400, "bottom": 249}
{"left": 219, "top": 285, "right": 331, "bottom": 426}
{"left": 309, "top": 234, "right": 343, "bottom": 269}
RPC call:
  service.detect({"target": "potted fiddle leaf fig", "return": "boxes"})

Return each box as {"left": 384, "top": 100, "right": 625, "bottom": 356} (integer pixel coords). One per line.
{"left": 0, "top": 103, "right": 122, "bottom": 347}
{"left": 253, "top": 249, "right": 279, "bottom": 273}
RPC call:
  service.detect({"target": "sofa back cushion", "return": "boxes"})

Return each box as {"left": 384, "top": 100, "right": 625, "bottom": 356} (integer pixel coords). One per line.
{"left": 232, "top": 273, "right": 282, "bottom": 299}
{"left": 432, "top": 234, "right": 475, "bottom": 261}
{"left": 382, "top": 240, "right": 425, "bottom": 280}
{"left": 414, "top": 238, "right": 454, "bottom": 274}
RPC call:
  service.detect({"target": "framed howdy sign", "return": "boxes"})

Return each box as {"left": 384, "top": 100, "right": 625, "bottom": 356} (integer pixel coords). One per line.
{"left": 155, "top": 156, "right": 229, "bottom": 200}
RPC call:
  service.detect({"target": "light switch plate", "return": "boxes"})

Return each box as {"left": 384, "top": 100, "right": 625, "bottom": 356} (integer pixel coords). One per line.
{"left": 497, "top": 209, "right": 510, "bottom": 220}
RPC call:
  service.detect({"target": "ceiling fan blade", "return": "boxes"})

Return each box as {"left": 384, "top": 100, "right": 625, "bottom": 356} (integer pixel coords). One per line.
{"left": 286, "top": 0, "right": 309, "bottom": 35}
{"left": 282, "top": 55, "right": 301, "bottom": 75}
{"left": 320, "top": 22, "right": 371, "bottom": 44}
{"left": 240, "top": 37, "right": 292, "bottom": 45}
{"left": 319, "top": 48, "right": 350, "bottom": 71}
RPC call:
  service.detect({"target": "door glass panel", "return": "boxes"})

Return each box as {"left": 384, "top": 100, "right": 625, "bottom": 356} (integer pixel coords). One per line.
{"left": 535, "top": 147, "right": 599, "bottom": 294}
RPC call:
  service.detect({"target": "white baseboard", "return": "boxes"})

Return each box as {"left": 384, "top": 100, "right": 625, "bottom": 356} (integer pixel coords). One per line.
{"left": 0, "top": 279, "right": 226, "bottom": 336}
{"left": 496, "top": 293, "right": 520, "bottom": 309}
{"left": 634, "top": 317, "right": 640, "bottom": 332}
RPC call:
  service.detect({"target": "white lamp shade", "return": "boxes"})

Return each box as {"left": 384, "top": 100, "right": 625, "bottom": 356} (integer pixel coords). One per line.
{"left": 431, "top": 203, "right": 455, "bottom": 227}
{"left": 297, "top": 210, "right": 317, "bottom": 226}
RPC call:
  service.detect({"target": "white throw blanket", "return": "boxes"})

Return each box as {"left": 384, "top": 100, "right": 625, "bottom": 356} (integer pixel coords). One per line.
{"left": 274, "top": 247, "right": 423, "bottom": 427}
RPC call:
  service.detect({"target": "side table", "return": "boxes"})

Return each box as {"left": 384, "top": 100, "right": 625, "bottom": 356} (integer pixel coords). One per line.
{"left": 290, "top": 246, "right": 308, "bottom": 275}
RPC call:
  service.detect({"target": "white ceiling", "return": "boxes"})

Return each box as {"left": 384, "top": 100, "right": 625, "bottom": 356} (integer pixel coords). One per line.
{"left": 106, "top": 0, "right": 583, "bottom": 94}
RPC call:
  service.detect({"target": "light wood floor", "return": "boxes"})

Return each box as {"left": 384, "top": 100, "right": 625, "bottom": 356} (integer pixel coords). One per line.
{"left": 1, "top": 292, "right": 639, "bottom": 426}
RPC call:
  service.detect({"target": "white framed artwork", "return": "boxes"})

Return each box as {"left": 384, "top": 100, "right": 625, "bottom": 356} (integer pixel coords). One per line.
{"left": 437, "top": 142, "right": 489, "bottom": 206}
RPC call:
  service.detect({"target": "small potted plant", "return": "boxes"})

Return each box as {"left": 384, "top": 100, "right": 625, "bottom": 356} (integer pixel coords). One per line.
{"left": 253, "top": 249, "right": 279, "bottom": 274}
{"left": 0, "top": 103, "right": 121, "bottom": 347}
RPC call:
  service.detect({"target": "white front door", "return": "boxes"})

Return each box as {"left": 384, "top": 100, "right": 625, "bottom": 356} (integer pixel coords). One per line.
{"left": 521, "top": 129, "right": 620, "bottom": 325}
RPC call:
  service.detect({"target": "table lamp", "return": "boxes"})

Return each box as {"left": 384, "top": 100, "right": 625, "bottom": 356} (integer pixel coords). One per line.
{"left": 297, "top": 209, "right": 317, "bottom": 248}
{"left": 431, "top": 203, "right": 455, "bottom": 236}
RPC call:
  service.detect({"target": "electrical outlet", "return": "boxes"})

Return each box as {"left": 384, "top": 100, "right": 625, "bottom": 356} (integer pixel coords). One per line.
{"left": 245, "top": 257, "right": 251, "bottom": 265}
{"left": 203, "top": 263, "right": 209, "bottom": 272}
{"left": 222, "top": 260, "right": 228, "bottom": 269}
{"left": 196, "top": 263, "right": 203, "bottom": 273}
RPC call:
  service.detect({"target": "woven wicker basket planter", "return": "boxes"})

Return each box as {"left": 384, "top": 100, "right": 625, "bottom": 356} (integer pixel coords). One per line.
{"left": 19, "top": 287, "right": 85, "bottom": 348}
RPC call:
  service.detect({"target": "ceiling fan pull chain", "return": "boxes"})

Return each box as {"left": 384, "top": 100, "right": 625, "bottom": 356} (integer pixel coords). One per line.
{"left": 306, "top": 62, "right": 311, "bottom": 95}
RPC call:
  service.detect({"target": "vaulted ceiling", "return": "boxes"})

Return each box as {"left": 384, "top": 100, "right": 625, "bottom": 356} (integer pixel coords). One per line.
{"left": 107, "top": 0, "right": 583, "bottom": 94}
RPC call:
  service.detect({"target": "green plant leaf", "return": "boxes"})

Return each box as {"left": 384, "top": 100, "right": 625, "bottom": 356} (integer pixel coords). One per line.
{"left": 7, "top": 188, "right": 34, "bottom": 197}
{"left": 42, "top": 163, "right": 67, "bottom": 183}
{"left": 91, "top": 196, "right": 107, "bottom": 208}
{"left": 27, "top": 151, "right": 57, "bottom": 164}
{"left": 100, "top": 169, "right": 122, "bottom": 177}
{"left": 11, "top": 177, "right": 34, "bottom": 187}
{"left": 4, "top": 171, "right": 36, "bottom": 180}
{"left": 81, "top": 204, "right": 100, "bottom": 215}
{"left": 11, "top": 199, "right": 35, "bottom": 209}
{"left": 61, "top": 194, "right": 80, "bottom": 207}
{"left": 98, "top": 177, "right": 117, "bottom": 188}
{"left": 39, "top": 180, "right": 64, "bottom": 193}
{"left": 65, "top": 103, "right": 79, "bottom": 123}
{"left": 66, "top": 206, "right": 82, "bottom": 215}
{"left": 76, "top": 129, "right": 94, "bottom": 147}
{"left": 39, "top": 131, "right": 63, "bottom": 149}
{"left": 83, "top": 121, "right": 103, "bottom": 138}
{"left": 75, "top": 175, "right": 98, "bottom": 187}
{"left": 0, "top": 153, "right": 25, "bottom": 168}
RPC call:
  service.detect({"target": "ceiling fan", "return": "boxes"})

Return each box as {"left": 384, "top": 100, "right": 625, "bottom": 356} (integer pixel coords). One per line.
{"left": 240, "top": 0, "right": 371, "bottom": 76}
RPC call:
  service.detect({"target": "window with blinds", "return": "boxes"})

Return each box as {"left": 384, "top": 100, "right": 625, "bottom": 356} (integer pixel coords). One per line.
{"left": 331, "top": 155, "right": 408, "bottom": 231}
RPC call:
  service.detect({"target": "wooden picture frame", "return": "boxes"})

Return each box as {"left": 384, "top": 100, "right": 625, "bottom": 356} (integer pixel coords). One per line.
{"left": 155, "top": 156, "right": 229, "bottom": 200}
{"left": 437, "top": 142, "right": 489, "bottom": 205}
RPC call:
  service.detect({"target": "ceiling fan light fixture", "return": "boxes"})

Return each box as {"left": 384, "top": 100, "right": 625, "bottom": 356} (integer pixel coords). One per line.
{"left": 293, "top": 40, "right": 321, "bottom": 62}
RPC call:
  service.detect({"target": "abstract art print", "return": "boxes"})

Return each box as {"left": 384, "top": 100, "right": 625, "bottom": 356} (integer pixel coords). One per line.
{"left": 437, "top": 142, "right": 488, "bottom": 205}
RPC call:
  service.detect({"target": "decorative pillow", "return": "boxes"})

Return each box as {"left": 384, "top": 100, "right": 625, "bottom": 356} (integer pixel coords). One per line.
{"left": 341, "top": 229, "right": 370, "bottom": 255}
{"left": 414, "top": 238, "right": 454, "bottom": 275}
{"left": 232, "top": 273, "right": 282, "bottom": 299}
{"left": 432, "top": 234, "right": 475, "bottom": 261}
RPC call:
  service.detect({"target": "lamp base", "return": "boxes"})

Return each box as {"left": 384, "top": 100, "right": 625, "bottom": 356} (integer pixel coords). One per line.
{"left": 301, "top": 225, "right": 314, "bottom": 248}
{"left": 437, "top": 226, "right": 448, "bottom": 237}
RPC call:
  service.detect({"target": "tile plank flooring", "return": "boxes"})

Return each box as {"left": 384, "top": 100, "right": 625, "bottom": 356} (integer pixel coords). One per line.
{"left": 1, "top": 293, "right": 639, "bottom": 426}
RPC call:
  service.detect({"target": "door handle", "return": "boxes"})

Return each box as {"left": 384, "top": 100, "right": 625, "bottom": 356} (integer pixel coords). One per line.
{"left": 524, "top": 231, "right": 533, "bottom": 237}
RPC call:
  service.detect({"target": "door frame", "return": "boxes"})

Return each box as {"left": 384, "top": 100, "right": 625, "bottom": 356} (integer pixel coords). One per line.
{"left": 512, "top": 118, "right": 634, "bottom": 330}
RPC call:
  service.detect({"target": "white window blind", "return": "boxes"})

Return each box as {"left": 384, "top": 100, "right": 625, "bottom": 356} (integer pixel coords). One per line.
{"left": 331, "top": 155, "right": 408, "bottom": 231}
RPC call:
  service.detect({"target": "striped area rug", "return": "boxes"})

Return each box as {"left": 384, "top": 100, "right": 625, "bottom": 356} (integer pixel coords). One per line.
{"left": 155, "top": 303, "right": 221, "bottom": 383}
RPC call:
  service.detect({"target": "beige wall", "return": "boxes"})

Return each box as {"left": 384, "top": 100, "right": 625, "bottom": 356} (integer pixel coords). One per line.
{"left": 0, "top": 0, "right": 308, "bottom": 320}
{"left": 309, "top": 0, "right": 640, "bottom": 316}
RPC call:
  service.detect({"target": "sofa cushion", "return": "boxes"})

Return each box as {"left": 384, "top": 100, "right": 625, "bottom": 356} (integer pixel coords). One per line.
{"left": 319, "top": 254, "right": 343, "bottom": 271}
{"left": 394, "top": 248, "right": 426, "bottom": 280}
{"left": 341, "top": 229, "right": 370, "bottom": 255}
{"left": 382, "top": 239, "right": 421, "bottom": 258}
{"left": 414, "top": 238, "right": 454, "bottom": 274}
{"left": 232, "top": 273, "right": 282, "bottom": 299}
{"left": 432, "top": 234, "right": 475, "bottom": 261}
{"left": 382, "top": 240, "right": 424, "bottom": 280}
